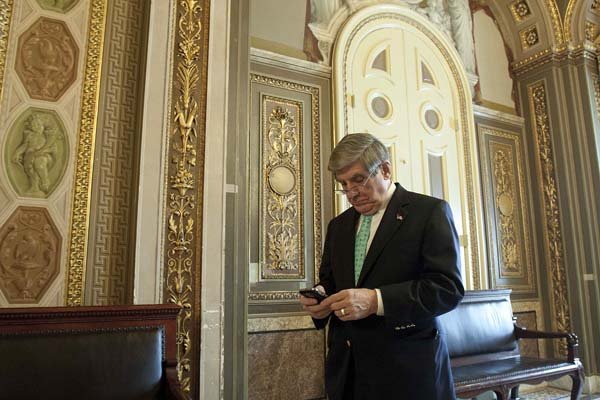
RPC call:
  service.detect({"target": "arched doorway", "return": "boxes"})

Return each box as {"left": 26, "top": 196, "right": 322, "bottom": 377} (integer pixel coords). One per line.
{"left": 332, "top": 4, "right": 486, "bottom": 289}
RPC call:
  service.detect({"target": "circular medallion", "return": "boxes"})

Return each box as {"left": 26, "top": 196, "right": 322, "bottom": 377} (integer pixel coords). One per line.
{"left": 498, "top": 193, "right": 513, "bottom": 216}
{"left": 268, "top": 165, "right": 296, "bottom": 195}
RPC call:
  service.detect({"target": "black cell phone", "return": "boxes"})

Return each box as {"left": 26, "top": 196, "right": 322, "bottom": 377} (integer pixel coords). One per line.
{"left": 299, "top": 288, "right": 327, "bottom": 303}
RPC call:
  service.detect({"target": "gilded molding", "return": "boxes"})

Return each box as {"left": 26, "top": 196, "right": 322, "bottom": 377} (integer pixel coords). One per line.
{"left": 261, "top": 97, "right": 305, "bottom": 279}
{"left": 519, "top": 25, "right": 540, "bottom": 50}
{"left": 66, "top": 0, "right": 108, "bottom": 306}
{"left": 563, "top": 0, "right": 579, "bottom": 44}
{"left": 510, "top": 0, "right": 532, "bottom": 23}
{"left": 164, "top": 0, "right": 210, "bottom": 394}
{"left": 479, "top": 125, "right": 535, "bottom": 294}
{"left": 512, "top": 46, "right": 597, "bottom": 76}
{"left": 250, "top": 73, "right": 323, "bottom": 288}
{"left": 0, "top": 0, "right": 14, "bottom": 105}
{"left": 339, "top": 13, "right": 480, "bottom": 288}
{"left": 492, "top": 148, "right": 520, "bottom": 276}
{"left": 528, "top": 81, "right": 570, "bottom": 355}
{"left": 586, "top": 22, "right": 599, "bottom": 43}
{"left": 543, "top": 0, "right": 565, "bottom": 46}
{"left": 593, "top": 74, "right": 600, "bottom": 121}
{"left": 248, "top": 291, "right": 300, "bottom": 302}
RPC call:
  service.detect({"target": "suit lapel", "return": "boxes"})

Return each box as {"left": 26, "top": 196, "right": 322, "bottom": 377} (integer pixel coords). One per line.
{"left": 357, "top": 184, "right": 410, "bottom": 287}
{"left": 338, "top": 207, "right": 360, "bottom": 289}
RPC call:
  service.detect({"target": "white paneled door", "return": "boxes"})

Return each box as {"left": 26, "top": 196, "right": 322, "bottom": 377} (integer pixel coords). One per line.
{"left": 336, "top": 10, "right": 472, "bottom": 283}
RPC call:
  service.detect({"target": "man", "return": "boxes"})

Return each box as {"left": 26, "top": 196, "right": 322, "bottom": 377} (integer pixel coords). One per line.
{"left": 300, "top": 133, "right": 464, "bottom": 399}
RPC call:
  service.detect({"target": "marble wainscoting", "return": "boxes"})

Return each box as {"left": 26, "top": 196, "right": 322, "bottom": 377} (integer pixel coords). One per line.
{"left": 248, "top": 320, "right": 325, "bottom": 400}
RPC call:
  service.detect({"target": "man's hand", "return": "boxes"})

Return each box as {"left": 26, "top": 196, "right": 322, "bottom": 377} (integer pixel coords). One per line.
{"left": 321, "top": 289, "right": 378, "bottom": 321}
{"left": 300, "top": 286, "right": 331, "bottom": 319}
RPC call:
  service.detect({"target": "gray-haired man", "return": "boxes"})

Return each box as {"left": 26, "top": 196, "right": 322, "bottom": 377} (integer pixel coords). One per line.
{"left": 300, "top": 133, "right": 464, "bottom": 399}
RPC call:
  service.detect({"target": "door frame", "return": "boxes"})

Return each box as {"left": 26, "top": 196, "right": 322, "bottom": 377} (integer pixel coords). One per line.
{"left": 331, "top": 3, "right": 487, "bottom": 290}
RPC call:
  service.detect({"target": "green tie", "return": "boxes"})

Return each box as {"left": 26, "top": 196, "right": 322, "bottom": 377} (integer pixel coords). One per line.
{"left": 354, "top": 215, "right": 373, "bottom": 284}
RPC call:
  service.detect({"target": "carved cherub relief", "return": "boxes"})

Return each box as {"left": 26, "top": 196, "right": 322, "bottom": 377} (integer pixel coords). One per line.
{"left": 4, "top": 109, "right": 68, "bottom": 198}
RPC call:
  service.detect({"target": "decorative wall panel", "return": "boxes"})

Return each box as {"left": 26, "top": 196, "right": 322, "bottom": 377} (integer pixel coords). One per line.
{"left": 261, "top": 96, "right": 304, "bottom": 279}
{"left": 248, "top": 329, "right": 325, "bottom": 400}
{"left": 478, "top": 124, "right": 535, "bottom": 295}
{"left": 65, "top": 0, "right": 108, "bottom": 306}
{"left": 249, "top": 72, "right": 322, "bottom": 306}
{"left": 162, "top": 0, "right": 211, "bottom": 396}
{"left": 4, "top": 108, "right": 68, "bottom": 198}
{"left": 85, "top": 0, "right": 148, "bottom": 305}
{"left": 15, "top": 17, "right": 78, "bottom": 101}
{"left": 510, "top": 0, "right": 532, "bottom": 23}
{"left": 0, "top": 207, "right": 61, "bottom": 303}
{"left": 527, "top": 80, "right": 571, "bottom": 355}
{"left": 0, "top": 0, "right": 98, "bottom": 308}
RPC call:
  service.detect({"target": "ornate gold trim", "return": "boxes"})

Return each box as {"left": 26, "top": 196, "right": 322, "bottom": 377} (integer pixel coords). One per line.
{"left": 543, "top": 0, "right": 565, "bottom": 47}
{"left": 510, "top": 0, "right": 532, "bottom": 23}
{"left": 563, "top": 0, "right": 579, "bottom": 45}
{"left": 248, "top": 291, "right": 300, "bottom": 302}
{"left": 528, "top": 81, "right": 570, "bottom": 355}
{"left": 519, "top": 25, "right": 540, "bottom": 50}
{"left": 164, "top": 0, "right": 210, "bottom": 395}
{"left": 339, "top": 12, "right": 480, "bottom": 288}
{"left": 261, "top": 96, "right": 305, "bottom": 279}
{"left": 66, "top": 0, "right": 108, "bottom": 306}
{"left": 478, "top": 125, "right": 535, "bottom": 294}
{"left": 0, "top": 0, "right": 13, "bottom": 106}
{"left": 250, "top": 73, "right": 323, "bottom": 289}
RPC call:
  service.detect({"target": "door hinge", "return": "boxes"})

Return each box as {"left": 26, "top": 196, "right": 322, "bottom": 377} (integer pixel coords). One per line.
{"left": 347, "top": 94, "right": 355, "bottom": 108}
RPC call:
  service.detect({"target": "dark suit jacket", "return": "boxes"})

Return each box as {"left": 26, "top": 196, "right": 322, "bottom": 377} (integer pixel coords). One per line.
{"left": 316, "top": 183, "right": 464, "bottom": 400}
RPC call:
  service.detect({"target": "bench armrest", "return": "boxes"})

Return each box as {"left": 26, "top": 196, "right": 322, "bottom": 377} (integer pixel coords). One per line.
{"left": 165, "top": 364, "right": 189, "bottom": 400}
{"left": 514, "top": 324, "right": 580, "bottom": 362}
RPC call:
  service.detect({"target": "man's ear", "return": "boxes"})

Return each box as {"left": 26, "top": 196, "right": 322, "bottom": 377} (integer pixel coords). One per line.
{"left": 381, "top": 161, "right": 392, "bottom": 179}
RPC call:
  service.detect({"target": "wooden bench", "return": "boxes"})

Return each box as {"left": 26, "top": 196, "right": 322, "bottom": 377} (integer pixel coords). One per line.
{"left": 0, "top": 304, "right": 187, "bottom": 400}
{"left": 439, "top": 289, "right": 584, "bottom": 400}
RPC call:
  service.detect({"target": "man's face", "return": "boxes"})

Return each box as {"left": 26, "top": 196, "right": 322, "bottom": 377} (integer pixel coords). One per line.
{"left": 335, "top": 160, "right": 392, "bottom": 215}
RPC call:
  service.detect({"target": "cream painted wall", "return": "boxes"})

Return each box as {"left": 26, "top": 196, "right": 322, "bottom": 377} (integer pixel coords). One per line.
{"left": 249, "top": 0, "right": 306, "bottom": 57}
{"left": 473, "top": 10, "right": 515, "bottom": 111}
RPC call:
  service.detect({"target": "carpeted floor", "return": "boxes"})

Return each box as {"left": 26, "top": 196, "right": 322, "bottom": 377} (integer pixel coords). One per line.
{"left": 518, "top": 388, "right": 600, "bottom": 399}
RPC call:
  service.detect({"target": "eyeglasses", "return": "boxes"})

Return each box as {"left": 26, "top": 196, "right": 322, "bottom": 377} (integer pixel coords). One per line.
{"left": 335, "top": 166, "right": 379, "bottom": 196}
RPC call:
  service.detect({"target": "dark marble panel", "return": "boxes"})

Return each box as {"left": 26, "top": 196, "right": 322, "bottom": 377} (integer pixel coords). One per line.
{"left": 248, "top": 329, "right": 325, "bottom": 400}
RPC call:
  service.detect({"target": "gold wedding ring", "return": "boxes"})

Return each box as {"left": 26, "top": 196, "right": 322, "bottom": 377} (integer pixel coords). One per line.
{"left": 341, "top": 308, "right": 345, "bottom": 316}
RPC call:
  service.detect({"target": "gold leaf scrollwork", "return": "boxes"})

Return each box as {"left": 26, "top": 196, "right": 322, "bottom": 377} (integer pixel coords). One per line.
{"left": 264, "top": 104, "right": 303, "bottom": 275}
{"left": 0, "top": 0, "right": 13, "bottom": 104}
{"left": 529, "top": 81, "right": 570, "bottom": 356}
{"left": 493, "top": 149, "right": 519, "bottom": 274}
{"left": 66, "top": 0, "right": 107, "bottom": 306}
{"left": 166, "top": 0, "right": 204, "bottom": 393}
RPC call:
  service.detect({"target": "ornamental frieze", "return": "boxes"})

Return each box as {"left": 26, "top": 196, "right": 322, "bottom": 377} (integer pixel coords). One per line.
{"left": 0, "top": 207, "right": 61, "bottom": 303}
{"left": 15, "top": 17, "right": 78, "bottom": 101}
